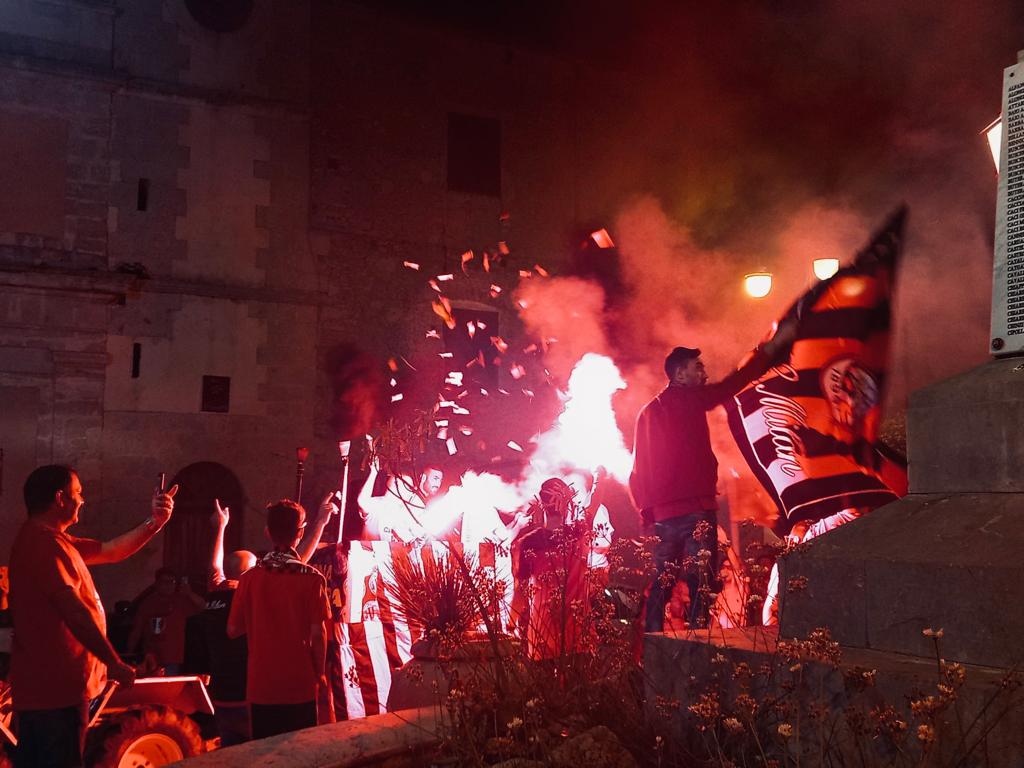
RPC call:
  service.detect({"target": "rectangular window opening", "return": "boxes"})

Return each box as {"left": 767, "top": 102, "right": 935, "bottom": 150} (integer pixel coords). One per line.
{"left": 446, "top": 113, "right": 501, "bottom": 197}
{"left": 130, "top": 342, "right": 141, "bottom": 379}
{"left": 136, "top": 178, "right": 150, "bottom": 211}
{"left": 201, "top": 375, "right": 231, "bottom": 413}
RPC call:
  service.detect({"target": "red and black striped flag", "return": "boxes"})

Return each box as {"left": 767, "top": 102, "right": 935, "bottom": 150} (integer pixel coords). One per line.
{"left": 726, "top": 207, "right": 909, "bottom": 537}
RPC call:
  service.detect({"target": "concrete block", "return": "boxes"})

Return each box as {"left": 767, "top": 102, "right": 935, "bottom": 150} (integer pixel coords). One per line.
{"left": 908, "top": 358, "right": 1024, "bottom": 493}
{"left": 780, "top": 493, "right": 1024, "bottom": 668}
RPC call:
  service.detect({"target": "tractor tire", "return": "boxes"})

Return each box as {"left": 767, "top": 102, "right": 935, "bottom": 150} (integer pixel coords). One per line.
{"left": 88, "top": 706, "right": 202, "bottom": 768}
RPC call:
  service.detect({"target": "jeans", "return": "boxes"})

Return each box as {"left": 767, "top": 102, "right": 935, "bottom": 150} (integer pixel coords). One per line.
{"left": 13, "top": 704, "right": 86, "bottom": 768}
{"left": 644, "top": 512, "right": 718, "bottom": 632}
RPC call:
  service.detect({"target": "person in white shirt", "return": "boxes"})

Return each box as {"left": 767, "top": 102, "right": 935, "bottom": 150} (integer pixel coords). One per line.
{"left": 565, "top": 469, "right": 614, "bottom": 576}
{"left": 356, "top": 458, "right": 429, "bottom": 544}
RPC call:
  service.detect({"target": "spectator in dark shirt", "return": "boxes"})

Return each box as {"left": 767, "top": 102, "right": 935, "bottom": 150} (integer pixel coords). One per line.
{"left": 185, "top": 499, "right": 256, "bottom": 746}
{"left": 128, "top": 568, "right": 204, "bottom": 674}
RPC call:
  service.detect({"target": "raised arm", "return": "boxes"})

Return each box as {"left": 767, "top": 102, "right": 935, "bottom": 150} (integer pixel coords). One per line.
{"left": 209, "top": 499, "right": 229, "bottom": 590}
{"left": 87, "top": 486, "right": 178, "bottom": 565}
{"left": 357, "top": 458, "right": 381, "bottom": 520}
{"left": 492, "top": 510, "right": 531, "bottom": 546}
{"left": 701, "top": 317, "right": 798, "bottom": 408}
{"left": 297, "top": 493, "right": 339, "bottom": 563}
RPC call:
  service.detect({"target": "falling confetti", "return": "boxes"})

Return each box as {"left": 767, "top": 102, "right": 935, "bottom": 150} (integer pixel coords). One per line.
{"left": 507, "top": 441, "right": 524, "bottom": 452}
{"left": 535, "top": 264, "right": 549, "bottom": 277}
{"left": 446, "top": 438, "right": 457, "bottom": 455}
{"left": 489, "top": 284, "right": 502, "bottom": 297}
{"left": 498, "top": 241, "right": 511, "bottom": 255}
{"left": 437, "top": 274, "right": 454, "bottom": 282}
{"left": 403, "top": 261, "right": 420, "bottom": 270}
{"left": 391, "top": 393, "right": 404, "bottom": 403}
{"left": 432, "top": 297, "right": 456, "bottom": 329}
{"left": 491, "top": 336, "right": 509, "bottom": 353}
{"left": 467, "top": 321, "right": 477, "bottom": 338}
{"left": 439, "top": 352, "right": 453, "bottom": 358}
{"left": 426, "top": 329, "right": 441, "bottom": 339}
{"left": 461, "top": 251, "right": 474, "bottom": 274}
{"left": 519, "top": 270, "right": 532, "bottom": 278}
{"left": 428, "top": 279, "right": 441, "bottom": 293}
{"left": 510, "top": 364, "right": 526, "bottom": 380}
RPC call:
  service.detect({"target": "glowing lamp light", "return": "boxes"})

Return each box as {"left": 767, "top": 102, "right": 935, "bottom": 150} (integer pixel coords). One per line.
{"left": 984, "top": 116, "right": 1002, "bottom": 172}
{"left": 744, "top": 272, "right": 773, "bottom": 299}
{"left": 813, "top": 258, "right": 840, "bottom": 281}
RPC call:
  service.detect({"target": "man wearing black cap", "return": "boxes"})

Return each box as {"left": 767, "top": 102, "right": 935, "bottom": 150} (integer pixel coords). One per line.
{"left": 631, "top": 324, "right": 795, "bottom": 631}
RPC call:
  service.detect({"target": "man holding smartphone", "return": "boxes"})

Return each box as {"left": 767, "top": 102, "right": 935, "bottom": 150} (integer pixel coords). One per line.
{"left": 8, "top": 465, "right": 178, "bottom": 768}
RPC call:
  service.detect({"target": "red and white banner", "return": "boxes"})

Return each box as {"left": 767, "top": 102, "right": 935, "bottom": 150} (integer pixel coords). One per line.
{"left": 335, "top": 541, "right": 511, "bottom": 718}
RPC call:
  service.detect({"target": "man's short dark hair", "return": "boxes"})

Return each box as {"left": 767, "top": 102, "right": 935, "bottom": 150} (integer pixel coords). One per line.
{"left": 664, "top": 346, "right": 701, "bottom": 380}
{"left": 266, "top": 500, "right": 305, "bottom": 546}
{"left": 23, "top": 465, "right": 75, "bottom": 516}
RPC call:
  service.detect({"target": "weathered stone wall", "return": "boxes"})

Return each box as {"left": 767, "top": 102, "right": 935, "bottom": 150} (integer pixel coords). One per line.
{"left": 0, "top": 0, "right": 641, "bottom": 604}
{"left": 0, "top": 0, "right": 316, "bottom": 603}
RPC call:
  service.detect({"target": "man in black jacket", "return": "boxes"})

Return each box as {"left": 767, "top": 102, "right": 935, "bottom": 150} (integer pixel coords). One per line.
{"left": 630, "top": 321, "right": 794, "bottom": 631}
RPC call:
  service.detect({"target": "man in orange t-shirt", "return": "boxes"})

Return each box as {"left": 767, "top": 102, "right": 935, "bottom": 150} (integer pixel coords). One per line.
{"left": 8, "top": 465, "right": 178, "bottom": 768}
{"left": 228, "top": 500, "right": 331, "bottom": 739}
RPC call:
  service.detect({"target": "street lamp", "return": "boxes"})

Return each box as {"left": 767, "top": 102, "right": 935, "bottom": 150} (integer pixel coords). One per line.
{"left": 744, "top": 272, "right": 773, "bottom": 298}
{"left": 813, "top": 258, "right": 840, "bottom": 281}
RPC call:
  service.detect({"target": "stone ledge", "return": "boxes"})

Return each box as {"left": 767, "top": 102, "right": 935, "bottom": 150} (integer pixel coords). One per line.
{"left": 644, "top": 628, "right": 1024, "bottom": 766}
{"left": 174, "top": 707, "right": 439, "bottom": 767}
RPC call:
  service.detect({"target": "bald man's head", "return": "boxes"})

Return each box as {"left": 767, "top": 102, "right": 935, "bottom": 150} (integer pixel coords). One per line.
{"left": 226, "top": 550, "right": 257, "bottom": 580}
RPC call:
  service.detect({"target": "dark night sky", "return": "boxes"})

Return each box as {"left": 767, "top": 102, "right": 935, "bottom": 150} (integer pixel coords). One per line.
{"left": 352, "top": 0, "right": 1024, "bottom": 407}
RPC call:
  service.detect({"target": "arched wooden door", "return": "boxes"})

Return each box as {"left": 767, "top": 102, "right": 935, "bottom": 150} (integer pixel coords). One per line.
{"left": 163, "top": 462, "right": 246, "bottom": 591}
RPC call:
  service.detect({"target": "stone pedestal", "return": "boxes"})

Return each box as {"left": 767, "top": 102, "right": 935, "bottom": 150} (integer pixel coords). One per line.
{"left": 779, "top": 357, "right": 1024, "bottom": 667}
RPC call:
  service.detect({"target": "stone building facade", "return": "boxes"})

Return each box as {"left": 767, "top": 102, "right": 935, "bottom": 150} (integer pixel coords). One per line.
{"left": 0, "top": 0, "right": 641, "bottom": 602}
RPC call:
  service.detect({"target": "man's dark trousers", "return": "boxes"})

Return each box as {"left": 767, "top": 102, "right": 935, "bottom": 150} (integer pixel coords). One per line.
{"left": 644, "top": 511, "right": 718, "bottom": 632}
{"left": 13, "top": 705, "right": 86, "bottom": 768}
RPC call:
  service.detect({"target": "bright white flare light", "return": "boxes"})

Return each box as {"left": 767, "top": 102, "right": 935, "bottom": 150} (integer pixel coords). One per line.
{"left": 528, "top": 353, "right": 632, "bottom": 483}
{"left": 813, "top": 258, "right": 840, "bottom": 281}
{"left": 985, "top": 116, "right": 1002, "bottom": 172}
{"left": 423, "top": 353, "right": 634, "bottom": 539}
{"left": 424, "top": 471, "right": 527, "bottom": 539}
{"left": 744, "top": 272, "right": 773, "bottom": 299}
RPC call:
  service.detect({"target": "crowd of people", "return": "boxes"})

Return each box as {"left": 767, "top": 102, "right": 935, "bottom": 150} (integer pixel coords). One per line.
{"left": 4, "top": 319, "right": 807, "bottom": 766}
